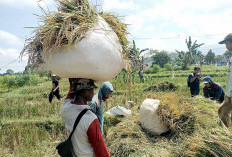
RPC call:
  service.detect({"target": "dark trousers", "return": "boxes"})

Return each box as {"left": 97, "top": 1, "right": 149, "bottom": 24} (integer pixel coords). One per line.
{"left": 49, "top": 90, "right": 61, "bottom": 103}
{"left": 190, "top": 87, "right": 200, "bottom": 97}
{"left": 140, "top": 76, "right": 144, "bottom": 83}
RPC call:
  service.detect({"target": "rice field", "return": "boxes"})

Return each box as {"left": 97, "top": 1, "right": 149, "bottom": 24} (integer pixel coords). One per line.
{"left": 0, "top": 65, "right": 231, "bottom": 157}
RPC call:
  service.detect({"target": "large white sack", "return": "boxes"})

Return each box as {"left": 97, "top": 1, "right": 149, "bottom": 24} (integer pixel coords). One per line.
{"left": 140, "top": 99, "right": 169, "bottom": 135}
{"left": 42, "top": 16, "right": 123, "bottom": 81}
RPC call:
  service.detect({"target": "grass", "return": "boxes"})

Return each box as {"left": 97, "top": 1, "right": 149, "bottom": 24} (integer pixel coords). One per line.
{"left": 0, "top": 65, "right": 232, "bottom": 156}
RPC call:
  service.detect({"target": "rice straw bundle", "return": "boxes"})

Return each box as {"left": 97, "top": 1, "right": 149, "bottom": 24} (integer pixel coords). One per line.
{"left": 21, "top": 0, "right": 129, "bottom": 68}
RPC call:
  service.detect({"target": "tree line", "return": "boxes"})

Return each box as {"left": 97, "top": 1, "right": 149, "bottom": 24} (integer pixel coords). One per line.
{"left": 128, "top": 37, "right": 231, "bottom": 73}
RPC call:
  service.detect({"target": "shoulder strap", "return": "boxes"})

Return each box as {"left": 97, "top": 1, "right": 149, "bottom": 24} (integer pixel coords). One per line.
{"left": 68, "top": 108, "right": 90, "bottom": 141}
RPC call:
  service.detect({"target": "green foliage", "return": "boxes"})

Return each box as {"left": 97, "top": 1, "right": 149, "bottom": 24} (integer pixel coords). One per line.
{"left": 152, "top": 51, "right": 172, "bottom": 68}
{"left": 6, "top": 69, "right": 14, "bottom": 75}
{"left": 129, "top": 40, "right": 149, "bottom": 70}
{"left": 223, "top": 50, "right": 232, "bottom": 60}
{"left": 0, "top": 74, "right": 45, "bottom": 90}
{"left": 205, "top": 49, "right": 216, "bottom": 64}
{"left": 216, "top": 55, "right": 225, "bottom": 62}
{"left": 176, "top": 36, "right": 204, "bottom": 70}
{"left": 164, "top": 63, "right": 173, "bottom": 71}
{"left": 145, "top": 81, "right": 178, "bottom": 92}
{"left": 145, "top": 64, "right": 161, "bottom": 74}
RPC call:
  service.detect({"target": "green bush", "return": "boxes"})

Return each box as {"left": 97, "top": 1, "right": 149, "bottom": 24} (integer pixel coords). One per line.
{"left": 164, "top": 63, "right": 173, "bottom": 71}
{"left": 144, "top": 64, "right": 161, "bottom": 74}
{"left": 0, "top": 74, "right": 45, "bottom": 90}
{"left": 144, "top": 68, "right": 152, "bottom": 74}
{"left": 151, "top": 64, "right": 161, "bottom": 73}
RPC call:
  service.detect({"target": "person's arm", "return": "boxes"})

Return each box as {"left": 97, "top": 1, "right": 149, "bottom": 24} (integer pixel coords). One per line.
{"left": 197, "top": 75, "right": 202, "bottom": 82}
{"left": 65, "top": 78, "right": 75, "bottom": 100}
{"left": 212, "top": 87, "right": 223, "bottom": 101}
{"left": 53, "top": 85, "right": 59, "bottom": 92}
{"left": 203, "top": 88, "right": 209, "bottom": 98}
{"left": 87, "top": 119, "right": 110, "bottom": 157}
{"left": 188, "top": 74, "right": 195, "bottom": 83}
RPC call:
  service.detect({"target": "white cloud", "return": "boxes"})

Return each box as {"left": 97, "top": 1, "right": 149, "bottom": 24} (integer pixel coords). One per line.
{"left": 0, "top": 0, "right": 53, "bottom": 8}
{"left": 0, "top": 47, "right": 20, "bottom": 58}
{"left": 103, "top": 0, "right": 139, "bottom": 10}
{"left": 125, "top": 14, "right": 145, "bottom": 36}
{"left": 0, "top": 47, "right": 27, "bottom": 73}
{"left": 144, "top": 25, "right": 155, "bottom": 32}
{"left": 0, "top": 30, "right": 23, "bottom": 47}
{"left": 125, "top": 0, "right": 232, "bottom": 52}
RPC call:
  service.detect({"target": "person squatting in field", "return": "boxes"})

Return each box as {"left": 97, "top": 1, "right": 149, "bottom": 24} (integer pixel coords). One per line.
{"left": 203, "top": 76, "right": 225, "bottom": 103}
{"left": 187, "top": 67, "right": 202, "bottom": 97}
{"left": 61, "top": 78, "right": 110, "bottom": 157}
{"left": 218, "top": 33, "right": 232, "bottom": 127}
{"left": 49, "top": 74, "right": 61, "bottom": 103}
{"left": 88, "top": 82, "right": 113, "bottom": 134}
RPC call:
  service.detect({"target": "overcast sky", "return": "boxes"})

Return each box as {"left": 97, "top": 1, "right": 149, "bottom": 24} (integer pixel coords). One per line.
{"left": 0, "top": 0, "right": 231, "bottom": 73}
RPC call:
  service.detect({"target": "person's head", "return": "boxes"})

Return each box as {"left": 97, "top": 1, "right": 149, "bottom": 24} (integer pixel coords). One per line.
{"left": 203, "top": 76, "right": 213, "bottom": 88}
{"left": 194, "top": 67, "right": 200, "bottom": 74}
{"left": 103, "top": 91, "right": 112, "bottom": 101}
{"left": 77, "top": 88, "right": 95, "bottom": 102}
{"left": 204, "top": 82, "right": 211, "bottom": 88}
{"left": 99, "top": 82, "right": 113, "bottom": 101}
{"left": 219, "top": 33, "right": 232, "bottom": 51}
{"left": 52, "top": 74, "right": 57, "bottom": 80}
{"left": 71, "top": 78, "right": 97, "bottom": 102}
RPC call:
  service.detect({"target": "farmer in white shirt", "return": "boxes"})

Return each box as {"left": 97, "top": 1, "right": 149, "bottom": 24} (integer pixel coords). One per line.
{"left": 61, "top": 78, "right": 110, "bottom": 157}
{"left": 218, "top": 33, "right": 232, "bottom": 127}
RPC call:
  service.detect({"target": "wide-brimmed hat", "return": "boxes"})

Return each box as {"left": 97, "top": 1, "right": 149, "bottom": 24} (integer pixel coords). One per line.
{"left": 70, "top": 78, "right": 97, "bottom": 93}
{"left": 219, "top": 33, "right": 232, "bottom": 44}
{"left": 52, "top": 74, "right": 56, "bottom": 77}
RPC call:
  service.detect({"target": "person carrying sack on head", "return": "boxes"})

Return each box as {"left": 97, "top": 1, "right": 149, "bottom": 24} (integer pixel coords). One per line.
{"left": 60, "top": 78, "right": 110, "bottom": 157}
{"left": 49, "top": 74, "right": 61, "bottom": 103}
{"left": 218, "top": 33, "right": 232, "bottom": 127}
{"left": 187, "top": 67, "right": 202, "bottom": 97}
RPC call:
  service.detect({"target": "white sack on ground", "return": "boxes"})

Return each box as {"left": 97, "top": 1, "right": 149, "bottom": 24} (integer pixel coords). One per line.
{"left": 106, "top": 106, "right": 131, "bottom": 116}
{"left": 42, "top": 16, "right": 123, "bottom": 81}
{"left": 140, "top": 99, "right": 169, "bottom": 135}
{"left": 126, "top": 101, "right": 135, "bottom": 108}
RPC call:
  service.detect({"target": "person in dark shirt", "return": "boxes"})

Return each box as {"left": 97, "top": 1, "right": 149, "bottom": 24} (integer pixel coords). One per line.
{"left": 188, "top": 67, "right": 202, "bottom": 97}
{"left": 138, "top": 67, "right": 144, "bottom": 83}
{"left": 49, "top": 74, "right": 61, "bottom": 103}
{"left": 203, "top": 76, "right": 225, "bottom": 103}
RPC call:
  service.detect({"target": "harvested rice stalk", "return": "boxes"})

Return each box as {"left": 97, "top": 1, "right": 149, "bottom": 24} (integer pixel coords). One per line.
{"left": 21, "top": 0, "right": 129, "bottom": 68}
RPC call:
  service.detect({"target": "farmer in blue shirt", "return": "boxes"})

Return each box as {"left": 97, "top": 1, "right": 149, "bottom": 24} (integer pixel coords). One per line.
{"left": 203, "top": 76, "right": 225, "bottom": 103}
{"left": 188, "top": 67, "right": 202, "bottom": 97}
{"left": 88, "top": 82, "right": 113, "bottom": 134}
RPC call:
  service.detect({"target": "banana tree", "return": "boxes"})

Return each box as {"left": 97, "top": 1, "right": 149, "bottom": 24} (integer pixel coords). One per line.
{"left": 176, "top": 36, "right": 204, "bottom": 70}
{"left": 129, "top": 40, "right": 149, "bottom": 69}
